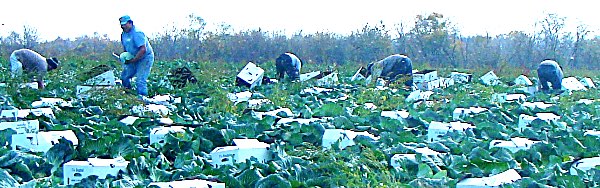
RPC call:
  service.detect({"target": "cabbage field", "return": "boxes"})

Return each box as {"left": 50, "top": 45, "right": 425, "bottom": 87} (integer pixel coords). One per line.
{"left": 0, "top": 58, "right": 599, "bottom": 188}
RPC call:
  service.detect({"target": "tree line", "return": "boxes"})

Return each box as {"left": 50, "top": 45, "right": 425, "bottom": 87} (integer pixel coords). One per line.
{"left": 1, "top": 13, "right": 598, "bottom": 74}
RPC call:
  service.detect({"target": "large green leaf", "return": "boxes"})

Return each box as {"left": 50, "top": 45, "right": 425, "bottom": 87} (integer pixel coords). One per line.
{"left": 236, "top": 168, "right": 264, "bottom": 187}
{"left": 0, "top": 168, "right": 19, "bottom": 187}
{"left": 255, "top": 174, "right": 292, "bottom": 188}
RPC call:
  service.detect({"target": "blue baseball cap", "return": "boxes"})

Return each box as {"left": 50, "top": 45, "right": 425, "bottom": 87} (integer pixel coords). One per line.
{"left": 119, "top": 15, "right": 132, "bottom": 25}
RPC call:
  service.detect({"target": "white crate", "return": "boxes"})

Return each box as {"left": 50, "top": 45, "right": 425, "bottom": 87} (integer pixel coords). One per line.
{"left": 11, "top": 130, "right": 78, "bottom": 153}
{"left": 316, "top": 72, "right": 339, "bottom": 87}
{"left": 518, "top": 113, "right": 560, "bottom": 130}
{"left": 562, "top": 77, "right": 587, "bottom": 91}
{"left": 406, "top": 90, "right": 434, "bottom": 103}
{"left": 148, "top": 179, "right": 226, "bottom": 188}
{"left": 63, "top": 157, "right": 129, "bottom": 185}
{"left": 300, "top": 71, "right": 321, "bottom": 82}
{"left": 450, "top": 72, "right": 472, "bottom": 83}
{"left": 415, "top": 79, "right": 440, "bottom": 91}
{"left": 480, "top": 71, "right": 501, "bottom": 86}
{"left": 413, "top": 70, "right": 438, "bottom": 83}
{"left": 456, "top": 169, "right": 521, "bottom": 188}
{"left": 439, "top": 77, "right": 455, "bottom": 88}
{"left": 236, "top": 62, "right": 264, "bottom": 89}
{"left": 427, "top": 121, "right": 475, "bottom": 142}
{"left": 453, "top": 107, "right": 488, "bottom": 120}
{"left": 31, "top": 98, "right": 72, "bottom": 108}
{"left": 0, "top": 108, "right": 54, "bottom": 119}
{"left": 491, "top": 93, "right": 526, "bottom": 103}
{"left": 131, "top": 104, "right": 171, "bottom": 117}
{"left": 210, "top": 139, "right": 271, "bottom": 168}
{"left": 514, "top": 75, "right": 533, "bottom": 86}
{"left": 150, "top": 126, "right": 190, "bottom": 145}
{"left": 570, "top": 157, "right": 600, "bottom": 175}
{"left": 321, "top": 129, "right": 379, "bottom": 150}
{"left": 489, "top": 137, "right": 541, "bottom": 152}
{"left": 84, "top": 70, "right": 116, "bottom": 86}
{"left": 350, "top": 67, "right": 366, "bottom": 81}
{"left": 0, "top": 120, "right": 39, "bottom": 134}
{"left": 380, "top": 110, "right": 410, "bottom": 120}
{"left": 580, "top": 77, "right": 596, "bottom": 88}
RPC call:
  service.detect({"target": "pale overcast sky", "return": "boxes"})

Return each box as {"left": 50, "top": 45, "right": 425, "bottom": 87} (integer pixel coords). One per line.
{"left": 1, "top": 0, "right": 598, "bottom": 41}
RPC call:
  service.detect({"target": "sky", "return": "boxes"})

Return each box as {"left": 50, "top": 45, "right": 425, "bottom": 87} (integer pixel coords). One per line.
{"left": 1, "top": 0, "right": 598, "bottom": 41}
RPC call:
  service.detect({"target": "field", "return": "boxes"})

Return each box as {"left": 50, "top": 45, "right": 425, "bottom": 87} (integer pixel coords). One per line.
{"left": 1, "top": 58, "right": 599, "bottom": 188}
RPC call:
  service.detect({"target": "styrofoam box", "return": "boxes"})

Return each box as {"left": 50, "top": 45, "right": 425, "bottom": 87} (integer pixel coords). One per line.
{"left": 415, "top": 79, "right": 440, "bottom": 91}
{"left": 439, "top": 77, "right": 455, "bottom": 88}
{"left": 131, "top": 104, "right": 171, "bottom": 116}
{"left": 210, "top": 139, "right": 271, "bottom": 168}
{"left": 0, "top": 120, "right": 39, "bottom": 134}
{"left": 148, "top": 179, "right": 226, "bottom": 188}
{"left": 150, "top": 126, "right": 190, "bottom": 145}
{"left": 11, "top": 130, "right": 78, "bottom": 153}
{"left": 570, "top": 156, "right": 600, "bottom": 175}
{"left": 247, "top": 99, "right": 271, "bottom": 109}
{"left": 489, "top": 137, "right": 541, "bottom": 153}
{"left": 76, "top": 85, "right": 113, "bottom": 99}
{"left": 252, "top": 108, "right": 294, "bottom": 119}
{"left": 300, "top": 87, "right": 333, "bottom": 95}
{"left": 584, "top": 130, "right": 600, "bottom": 137}
{"left": 580, "top": 77, "right": 596, "bottom": 88}
{"left": 406, "top": 90, "right": 434, "bottom": 103}
{"left": 453, "top": 107, "right": 488, "bottom": 120}
{"left": 480, "top": 71, "right": 501, "bottom": 86}
{"left": 84, "top": 70, "right": 116, "bottom": 86}
{"left": 413, "top": 70, "right": 438, "bottom": 83}
{"left": 317, "top": 72, "right": 339, "bottom": 87}
{"left": 227, "top": 91, "right": 253, "bottom": 103}
{"left": 456, "top": 169, "right": 521, "bottom": 188}
{"left": 0, "top": 108, "right": 55, "bottom": 119}
{"left": 491, "top": 93, "right": 526, "bottom": 103}
{"left": 350, "top": 67, "right": 366, "bottom": 81}
{"left": 381, "top": 110, "right": 410, "bottom": 120}
{"left": 522, "top": 102, "right": 554, "bottom": 109}
{"left": 450, "top": 72, "right": 472, "bottom": 83}
{"left": 63, "top": 157, "right": 129, "bottom": 185}
{"left": 236, "top": 62, "right": 264, "bottom": 89}
{"left": 321, "top": 129, "right": 379, "bottom": 150}
{"left": 427, "top": 121, "right": 475, "bottom": 142}
{"left": 514, "top": 75, "right": 533, "bottom": 86}
{"left": 31, "top": 98, "right": 72, "bottom": 108}
{"left": 518, "top": 113, "right": 561, "bottom": 130}
{"left": 300, "top": 71, "right": 321, "bottom": 82}
{"left": 562, "top": 77, "right": 587, "bottom": 91}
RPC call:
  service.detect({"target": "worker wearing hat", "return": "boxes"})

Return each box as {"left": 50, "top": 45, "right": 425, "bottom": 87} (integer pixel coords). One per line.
{"left": 118, "top": 15, "right": 155, "bottom": 96}
{"left": 9, "top": 48, "right": 60, "bottom": 89}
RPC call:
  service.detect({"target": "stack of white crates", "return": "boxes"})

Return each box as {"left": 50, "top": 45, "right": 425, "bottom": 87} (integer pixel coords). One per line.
{"left": 413, "top": 70, "right": 439, "bottom": 91}
{"left": 11, "top": 130, "right": 78, "bottom": 153}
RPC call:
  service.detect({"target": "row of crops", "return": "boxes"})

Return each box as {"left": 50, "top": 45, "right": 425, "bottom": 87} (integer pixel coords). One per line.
{"left": 1, "top": 61, "right": 599, "bottom": 187}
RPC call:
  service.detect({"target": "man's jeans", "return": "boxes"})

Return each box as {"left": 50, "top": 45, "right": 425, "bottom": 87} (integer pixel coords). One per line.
{"left": 537, "top": 64, "right": 562, "bottom": 91}
{"left": 121, "top": 55, "right": 154, "bottom": 96}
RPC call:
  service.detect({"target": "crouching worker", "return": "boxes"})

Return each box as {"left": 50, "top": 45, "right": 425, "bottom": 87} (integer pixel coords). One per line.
{"left": 365, "top": 54, "right": 413, "bottom": 87}
{"left": 537, "top": 59, "right": 563, "bottom": 93}
{"left": 9, "top": 49, "right": 60, "bottom": 89}
{"left": 275, "top": 52, "right": 302, "bottom": 81}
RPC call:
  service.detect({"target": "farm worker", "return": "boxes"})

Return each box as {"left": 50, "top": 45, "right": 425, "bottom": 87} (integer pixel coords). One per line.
{"left": 117, "top": 15, "right": 155, "bottom": 96}
{"left": 9, "top": 49, "right": 60, "bottom": 89}
{"left": 365, "top": 54, "right": 413, "bottom": 87}
{"left": 537, "top": 59, "right": 563, "bottom": 92}
{"left": 275, "top": 52, "right": 302, "bottom": 81}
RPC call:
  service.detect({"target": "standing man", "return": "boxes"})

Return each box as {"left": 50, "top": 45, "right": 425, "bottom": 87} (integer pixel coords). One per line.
{"left": 118, "top": 15, "right": 154, "bottom": 96}
{"left": 275, "top": 52, "right": 302, "bottom": 81}
{"left": 537, "top": 59, "right": 563, "bottom": 93}
{"left": 9, "top": 49, "right": 60, "bottom": 89}
{"left": 365, "top": 54, "right": 413, "bottom": 87}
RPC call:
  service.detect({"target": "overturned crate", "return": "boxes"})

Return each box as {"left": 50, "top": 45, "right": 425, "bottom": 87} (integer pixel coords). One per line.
{"left": 76, "top": 65, "right": 117, "bottom": 99}
{"left": 413, "top": 70, "right": 439, "bottom": 91}
{"left": 236, "top": 62, "right": 264, "bottom": 89}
